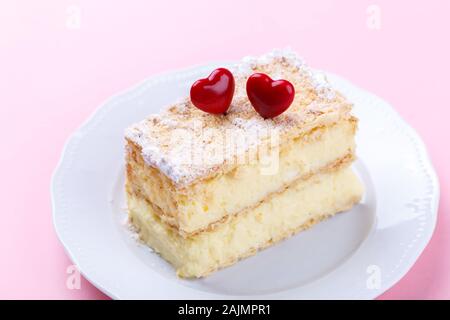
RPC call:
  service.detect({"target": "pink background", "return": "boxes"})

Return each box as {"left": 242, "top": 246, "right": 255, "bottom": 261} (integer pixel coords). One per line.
{"left": 1, "top": 0, "right": 448, "bottom": 299}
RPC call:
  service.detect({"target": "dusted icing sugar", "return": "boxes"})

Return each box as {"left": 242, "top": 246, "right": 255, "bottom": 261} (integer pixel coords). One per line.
{"left": 125, "top": 49, "right": 352, "bottom": 187}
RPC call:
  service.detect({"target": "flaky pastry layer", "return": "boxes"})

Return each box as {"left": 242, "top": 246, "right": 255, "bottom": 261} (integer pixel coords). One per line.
{"left": 128, "top": 165, "right": 363, "bottom": 278}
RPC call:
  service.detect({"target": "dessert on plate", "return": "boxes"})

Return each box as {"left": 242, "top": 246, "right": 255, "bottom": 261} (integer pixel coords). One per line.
{"left": 125, "top": 49, "right": 363, "bottom": 278}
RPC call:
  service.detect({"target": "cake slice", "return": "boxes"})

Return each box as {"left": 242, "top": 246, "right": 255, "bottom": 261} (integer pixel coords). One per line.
{"left": 125, "top": 49, "right": 363, "bottom": 277}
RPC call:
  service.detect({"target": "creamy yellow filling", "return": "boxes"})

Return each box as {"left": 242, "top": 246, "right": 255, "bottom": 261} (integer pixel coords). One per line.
{"left": 128, "top": 166, "right": 363, "bottom": 278}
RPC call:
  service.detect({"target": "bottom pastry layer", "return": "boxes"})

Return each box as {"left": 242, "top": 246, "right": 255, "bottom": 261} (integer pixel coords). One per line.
{"left": 127, "top": 166, "right": 363, "bottom": 278}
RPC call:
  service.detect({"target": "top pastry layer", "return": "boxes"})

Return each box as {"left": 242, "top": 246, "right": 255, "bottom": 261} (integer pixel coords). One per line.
{"left": 125, "top": 48, "right": 354, "bottom": 188}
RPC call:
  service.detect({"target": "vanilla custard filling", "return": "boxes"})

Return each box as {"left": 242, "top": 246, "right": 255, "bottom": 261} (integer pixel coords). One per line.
{"left": 128, "top": 166, "right": 363, "bottom": 278}
{"left": 127, "top": 118, "right": 357, "bottom": 235}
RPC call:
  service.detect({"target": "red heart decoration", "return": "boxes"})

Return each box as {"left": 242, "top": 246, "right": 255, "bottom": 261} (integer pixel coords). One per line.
{"left": 246, "top": 73, "right": 295, "bottom": 119}
{"left": 190, "top": 68, "right": 235, "bottom": 114}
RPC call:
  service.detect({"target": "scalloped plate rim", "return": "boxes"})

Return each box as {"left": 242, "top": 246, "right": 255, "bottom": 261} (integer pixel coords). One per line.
{"left": 51, "top": 62, "right": 440, "bottom": 300}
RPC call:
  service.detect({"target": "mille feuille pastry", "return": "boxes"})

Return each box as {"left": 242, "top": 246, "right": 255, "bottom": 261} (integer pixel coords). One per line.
{"left": 125, "top": 49, "right": 363, "bottom": 278}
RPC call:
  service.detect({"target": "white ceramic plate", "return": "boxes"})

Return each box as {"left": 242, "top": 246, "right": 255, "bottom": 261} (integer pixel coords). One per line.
{"left": 52, "top": 63, "right": 439, "bottom": 300}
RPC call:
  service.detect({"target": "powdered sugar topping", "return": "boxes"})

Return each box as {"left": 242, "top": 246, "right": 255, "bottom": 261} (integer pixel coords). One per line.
{"left": 125, "top": 49, "right": 352, "bottom": 187}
